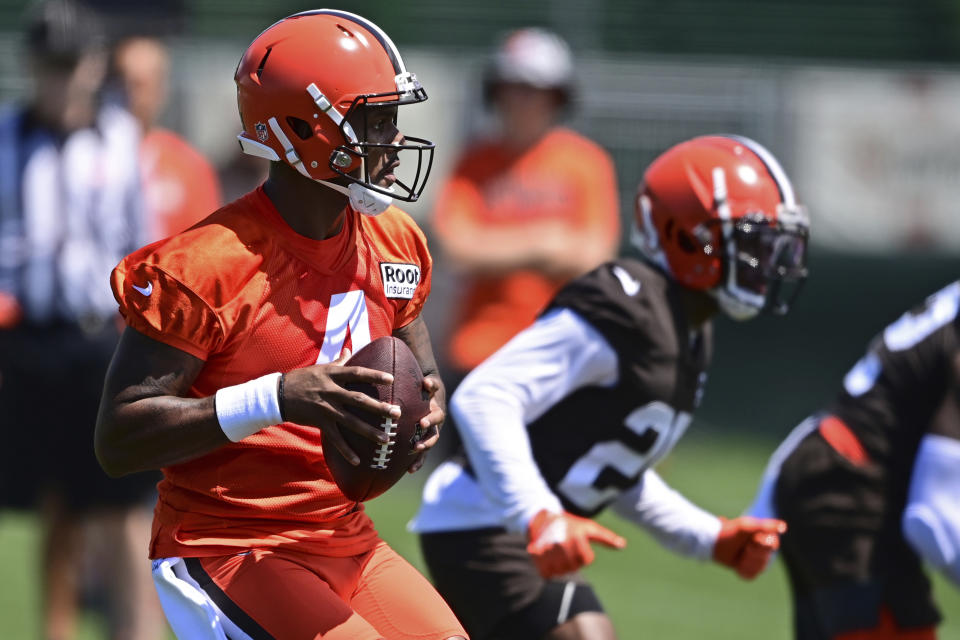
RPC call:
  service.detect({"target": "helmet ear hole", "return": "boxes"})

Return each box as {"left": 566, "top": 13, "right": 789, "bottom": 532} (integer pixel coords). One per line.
{"left": 676, "top": 229, "right": 697, "bottom": 254}
{"left": 286, "top": 116, "right": 313, "bottom": 140}
{"left": 255, "top": 48, "right": 272, "bottom": 80}
{"left": 663, "top": 219, "right": 675, "bottom": 241}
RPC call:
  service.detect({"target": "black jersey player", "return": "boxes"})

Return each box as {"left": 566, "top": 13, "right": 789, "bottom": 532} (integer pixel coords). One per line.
{"left": 411, "top": 135, "right": 811, "bottom": 640}
{"left": 749, "top": 282, "right": 960, "bottom": 640}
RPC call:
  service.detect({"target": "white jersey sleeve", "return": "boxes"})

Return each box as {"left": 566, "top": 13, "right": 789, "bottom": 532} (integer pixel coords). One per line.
{"left": 902, "top": 433, "right": 960, "bottom": 586}
{"left": 451, "top": 306, "right": 619, "bottom": 533}
{"left": 611, "top": 469, "right": 722, "bottom": 560}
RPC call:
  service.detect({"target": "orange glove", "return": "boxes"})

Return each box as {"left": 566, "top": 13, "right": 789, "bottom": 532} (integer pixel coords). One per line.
{"left": 712, "top": 516, "right": 786, "bottom": 580}
{"left": 526, "top": 509, "right": 627, "bottom": 578}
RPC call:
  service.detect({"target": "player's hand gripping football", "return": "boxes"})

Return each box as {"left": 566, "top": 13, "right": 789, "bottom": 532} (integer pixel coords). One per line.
{"left": 712, "top": 516, "right": 786, "bottom": 579}
{"left": 527, "top": 509, "right": 627, "bottom": 578}
{"left": 407, "top": 374, "right": 444, "bottom": 474}
{"left": 281, "top": 348, "right": 401, "bottom": 466}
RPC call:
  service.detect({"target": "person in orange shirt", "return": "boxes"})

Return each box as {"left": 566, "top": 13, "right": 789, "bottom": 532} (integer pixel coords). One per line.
{"left": 94, "top": 11, "right": 465, "bottom": 640}
{"left": 433, "top": 28, "right": 620, "bottom": 380}
{"left": 113, "top": 36, "right": 223, "bottom": 240}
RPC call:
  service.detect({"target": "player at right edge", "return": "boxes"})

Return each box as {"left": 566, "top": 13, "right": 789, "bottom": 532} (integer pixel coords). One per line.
{"left": 749, "top": 280, "right": 960, "bottom": 640}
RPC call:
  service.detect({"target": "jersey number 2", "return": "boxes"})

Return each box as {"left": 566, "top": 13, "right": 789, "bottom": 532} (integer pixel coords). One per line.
{"left": 557, "top": 401, "right": 691, "bottom": 512}
{"left": 316, "top": 290, "right": 372, "bottom": 364}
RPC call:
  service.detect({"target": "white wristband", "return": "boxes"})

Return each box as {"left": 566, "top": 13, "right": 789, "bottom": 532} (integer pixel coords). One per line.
{"left": 215, "top": 372, "right": 284, "bottom": 442}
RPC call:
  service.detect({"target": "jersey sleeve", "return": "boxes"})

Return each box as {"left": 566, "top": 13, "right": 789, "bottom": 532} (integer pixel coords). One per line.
{"left": 111, "top": 255, "right": 223, "bottom": 360}
{"left": 450, "top": 306, "right": 619, "bottom": 532}
{"left": 611, "top": 470, "right": 721, "bottom": 560}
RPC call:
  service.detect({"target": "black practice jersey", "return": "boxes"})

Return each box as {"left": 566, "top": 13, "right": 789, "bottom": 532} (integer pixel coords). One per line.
{"left": 830, "top": 280, "right": 960, "bottom": 474}
{"left": 525, "top": 258, "right": 712, "bottom": 517}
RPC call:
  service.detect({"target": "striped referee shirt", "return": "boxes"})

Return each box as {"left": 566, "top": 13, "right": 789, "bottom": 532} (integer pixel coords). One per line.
{"left": 0, "top": 102, "right": 146, "bottom": 326}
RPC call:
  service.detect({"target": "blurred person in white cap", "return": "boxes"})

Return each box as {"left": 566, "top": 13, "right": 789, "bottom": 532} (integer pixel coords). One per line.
{"left": 0, "top": 1, "right": 165, "bottom": 639}
{"left": 431, "top": 28, "right": 620, "bottom": 427}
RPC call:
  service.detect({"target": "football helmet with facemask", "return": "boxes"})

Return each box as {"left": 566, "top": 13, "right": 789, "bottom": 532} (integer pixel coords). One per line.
{"left": 234, "top": 9, "right": 435, "bottom": 216}
{"left": 632, "top": 135, "right": 809, "bottom": 320}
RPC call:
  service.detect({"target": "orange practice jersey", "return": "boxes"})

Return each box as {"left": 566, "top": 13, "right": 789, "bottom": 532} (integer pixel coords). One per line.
{"left": 111, "top": 187, "right": 432, "bottom": 559}
{"left": 433, "top": 127, "right": 619, "bottom": 370}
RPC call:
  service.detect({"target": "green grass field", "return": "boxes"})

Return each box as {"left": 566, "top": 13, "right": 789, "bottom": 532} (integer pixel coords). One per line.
{"left": 2, "top": 431, "right": 957, "bottom": 639}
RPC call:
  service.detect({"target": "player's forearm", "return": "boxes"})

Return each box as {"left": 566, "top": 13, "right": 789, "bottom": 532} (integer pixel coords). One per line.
{"left": 441, "top": 221, "right": 594, "bottom": 278}
{"left": 94, "top": 327, "right": 227, "bottom": 476}
{"left": 452, "top": 309, "right": 619, "bottom": 531}
{"left": 612, "top": 470, "right": 721, "bottom": 560}
{"left": 95, "top": 392, "right": 227, "bottom": 476}
{"left": 451, "top": 391, "right": 563, "bottom": 532}
{"left": 394, "top": 316, "right": 446, "bottom": 420}
{"left": 443, "top": 237, "right": 550, "bottom": 276}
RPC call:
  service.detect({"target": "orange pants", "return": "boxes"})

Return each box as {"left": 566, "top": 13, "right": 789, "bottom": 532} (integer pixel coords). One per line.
{"left": 187, "top": 541, "right": 466, "bottom": 640}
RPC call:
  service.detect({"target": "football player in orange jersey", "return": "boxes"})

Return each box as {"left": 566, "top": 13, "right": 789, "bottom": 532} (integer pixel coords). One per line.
{"left": 94, "top": 10, "right": 466, "bottom": 640}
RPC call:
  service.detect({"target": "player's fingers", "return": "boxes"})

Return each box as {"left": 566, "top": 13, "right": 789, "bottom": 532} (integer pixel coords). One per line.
{"left": 333, "top": 347, "right": 352, "bottom": 366}
{"left": 573, "top": 535, "right": 597, "bottom": 568}
{"left": 526, "top": 543, "right": 555, "bottom": 577}
{"left": 585, "top": 522, "right": 627, "bottom": 549}
{"left": 422, "top": 376, "right": 440, "bottom": 395}
{"left": 736, "top": 543, "right": 776, "bottom": 580}
{"left": 531, "top": 553, "right": 558, "bottom": 578}
{"left": 751, "top": 518, "right": 787, "bottom": 535}
{"left": 336, "top": 389, "right": 401, "bottom": 420}
{"left": 331, "top": 408, "right": 392, "bottom": 444}
{"left": 735, "top": 516, "right": 787, "bottom": 535}
{"left": 544, "top": 547, "right": 571, "bottom": 577}
{"left": 414, "top": 424, "right": 440, "bottom": 452}
{"left": 771, "top": 519, "right": 788, "bottom": 535}
{"left": 750, "top": 530, "right": 781, "bottom": 551}
{"left": 331, "top": 365, "right": 395, "bottom": 386}
{"left": 419, "top": 405, "right": 445, "bottom": 429}
{"left": 324, "top": 425, "right": 360, "bottom": 466}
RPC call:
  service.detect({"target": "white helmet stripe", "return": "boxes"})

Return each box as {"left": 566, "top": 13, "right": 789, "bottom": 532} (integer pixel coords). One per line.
{"left": 724, "top": 135, "right": 796, "bottom": 207}
{"left": 290, "top": 9, "right": 406, "bottom": 74}
{"left": 306, "top": 83, "right": 358, "bottom": 144}
{"left": 268, "top": 117, "right": 310, "bottom": 178}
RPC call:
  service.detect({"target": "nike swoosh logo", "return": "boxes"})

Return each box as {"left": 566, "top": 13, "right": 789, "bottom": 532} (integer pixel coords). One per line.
{"left": 612, "top": 265, "right": 641, "bottom": 296}
{"left": 132, "top": 282, "right": 153, "bottom": 296}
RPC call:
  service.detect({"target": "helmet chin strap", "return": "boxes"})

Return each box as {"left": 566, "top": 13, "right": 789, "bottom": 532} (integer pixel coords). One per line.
{"left": 316, "top": 179, "right": 394, "bottom": 216}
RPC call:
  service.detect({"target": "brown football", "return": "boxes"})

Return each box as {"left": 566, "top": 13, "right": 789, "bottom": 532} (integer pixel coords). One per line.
{"left": 322, "top": 336, "right": 430, "bottom": 502}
